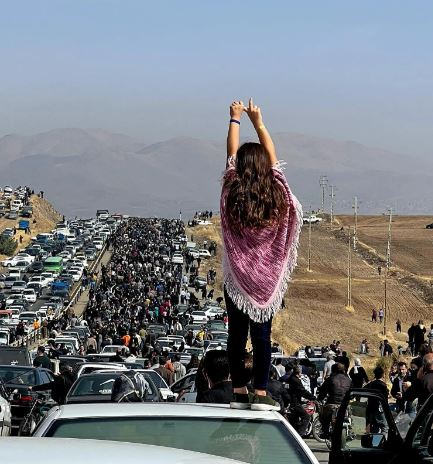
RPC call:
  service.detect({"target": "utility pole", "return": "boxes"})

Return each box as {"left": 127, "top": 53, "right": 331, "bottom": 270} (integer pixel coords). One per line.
{"left": 347, "top": 227, "right": 352, "bottom": 309}
{"left": 307, "top": 206, "right": 312, "bottom": 272}
{"left": 383, "top": 208, "right": 393, "bottom": 336}
{"left": 329, "top": 185, "right": 336, "bottom": 226}
{"left": 319, "top": 176, "right": 328, "bottom": 213}
{"left": 352, "top": 196, "right": 358, "bottom": 250}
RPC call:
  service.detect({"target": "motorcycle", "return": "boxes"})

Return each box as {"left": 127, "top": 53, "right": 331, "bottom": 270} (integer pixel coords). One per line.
{"left": 18, "top": 393, "right": 52, "bottom": 436}
{"left": 312, "top": 402, "right": 355, "bottom": 449}
{"left": 285, "top": 400, "right": 317, "bottom": 438}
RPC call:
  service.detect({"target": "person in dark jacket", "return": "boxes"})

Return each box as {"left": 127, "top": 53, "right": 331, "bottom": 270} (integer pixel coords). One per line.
{"left": 335, "top": 351, "right": 350, "bottom": 373}
{"left": 318, "top": 363, "right": 352, "bottom": 437}
{"left": 414, "top": 321, "right": 426, "bottom": 354}
{"left": 364, "top": 366, "right": 389, "bottom": 433}
{"left": 391, "top": 361, "right": 413, "bottom": 413}
{"left": 30, "top": 364, "right": 75, "bottom": 404}
{"left": 200, "top": 350, "right": 233, "bottom": 404}
{"left": 348, "top": 358, "right": 369, "bottom": 388}
{"left": 287, "top": 366, "right": 316, "bottom": 437}
{"left": 267, "top": 367, "right": 290, "bottom": 411}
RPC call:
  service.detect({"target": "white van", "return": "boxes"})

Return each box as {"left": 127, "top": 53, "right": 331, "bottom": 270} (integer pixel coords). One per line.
{"left": 10, "top": 200, "right": 22, "bottom": 211}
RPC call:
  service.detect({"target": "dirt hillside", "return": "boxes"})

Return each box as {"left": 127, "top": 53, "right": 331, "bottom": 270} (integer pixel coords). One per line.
{"left": 0, "top": 196, "right": 62, "bottom": 262}
{"left": 188, "top": 215, "right": 433, "bottom": 359}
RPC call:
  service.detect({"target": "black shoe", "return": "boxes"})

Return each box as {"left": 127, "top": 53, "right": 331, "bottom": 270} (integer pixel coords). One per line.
{"left": 230, "top": 392, "right": 253, "bottom": 410}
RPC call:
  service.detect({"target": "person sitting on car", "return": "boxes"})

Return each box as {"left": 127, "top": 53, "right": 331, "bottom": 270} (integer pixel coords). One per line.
{"left": 200, "top": 350, "right": 233, "bottom": 404}
{"left": 318, "top": 362, "right": 352, "bottom": 438}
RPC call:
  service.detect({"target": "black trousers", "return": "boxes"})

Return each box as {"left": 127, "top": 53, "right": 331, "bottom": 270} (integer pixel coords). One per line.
{"left": 225, "top": 288, "right": 272, "bottom": 390}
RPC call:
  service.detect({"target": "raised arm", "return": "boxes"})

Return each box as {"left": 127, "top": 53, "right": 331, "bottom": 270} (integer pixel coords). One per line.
{"left": 245, "top": 97, "right": 278, "bottom": 166}
{"left": 226, "top": 101, "right": 245, "bottom": 166}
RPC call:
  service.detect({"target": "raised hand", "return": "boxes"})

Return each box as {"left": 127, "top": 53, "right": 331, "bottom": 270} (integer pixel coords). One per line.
{"left": 245, "top": 97, "right": 263, "bottom": 128}
{"left": 230, "top": 101, "right": 245, "bottom": 120}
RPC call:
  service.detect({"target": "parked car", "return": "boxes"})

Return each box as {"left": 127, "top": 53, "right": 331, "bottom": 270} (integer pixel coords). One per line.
{"left": 33, "top": 403, "right": 318, "bottom": 463}
{"left": 302, "top": 215, "right": 323, "bottom": 224}
{"left": 0, "top": 365, "right": 55, "bottom": 433}
{"left": 65, "top": 371, "right": 161, "bottom": 404}
{"left": 193, "top": 276, "right": 207, "bottom": 289}
{"left": 171, "top": 252, "right": 184, "bottom": 264}
{"left": 190, "top": 311, "right": 208, "bottom": 324}
{"left": 28, "top": 261, "right": 44, "bottom": 273}
{"left": 198, "top": 249, "right": 211, "bottom": 258}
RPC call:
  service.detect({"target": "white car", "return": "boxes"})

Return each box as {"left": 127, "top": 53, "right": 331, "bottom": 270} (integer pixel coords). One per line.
{"left": 16, "top": 253, "right": 35, "bottom": 263}
{"left": 171, "top": 253, "right": 184, "bottom": 265}
{"left": 1, "top": 256, "right": 31, "bottom": 267}
{"left": 205, "top": 341, "right": 228, "bottom": 353}
{"left": 189, "top": 249, "right": 200, "bottom": 259}
{"left": 5, "top": 293, "right": 24, "bottom": 306}
{"left": 40, "top": 272, "right": 55, "bottom": 284}
{"left": 29, "top": 276, "right": 50, "bottom": 288}
{"left": 22, "top": 289, "right": 37, "bottom": 303}
{"left": 0, "top": 438, "right": 240, "bottom": 464}
{"left": 203, "top": 306, "right": 225, "bottom": 319}
{"left": 190, "top": 311, "right": 208, "bottom": 324}
{"left": 0, "top": 382, "right": 11, "bottom": 436}
{"left": 198, "top": 249, "right": 211, "bottom": 258}
{"left": 67, "top": 269, "right": 82, "bottom": 282}
{"left": 33, "top": 403, "right": 319, "bottom": 464}
{"left": 302, "top": 215, "right": 323, "bottom": 224}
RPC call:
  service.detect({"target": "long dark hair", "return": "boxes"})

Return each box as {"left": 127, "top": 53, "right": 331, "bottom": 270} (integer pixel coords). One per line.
{"left": 224, "top": 142, "right": 288, "bottom": 233}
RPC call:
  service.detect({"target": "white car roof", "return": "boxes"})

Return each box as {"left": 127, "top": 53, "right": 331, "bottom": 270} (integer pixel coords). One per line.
{"left": 1, "top": 438, "right": 244, "bottom": 464}
{"left": 43, "top": 402, "right": 282, "bottom": 420}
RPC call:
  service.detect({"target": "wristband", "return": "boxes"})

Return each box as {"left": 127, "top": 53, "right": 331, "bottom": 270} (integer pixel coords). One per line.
{"left": 257, "top": 124, "right": 266, "bottom": 131}
{"left": 230, "top": 119, "right": 240, "bottom": 125}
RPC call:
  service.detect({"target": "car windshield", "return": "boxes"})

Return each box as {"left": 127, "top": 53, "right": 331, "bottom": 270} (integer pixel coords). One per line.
{"left": 0, "top": 367, "right": 37, "bottom": 385}
{"left": 44, "top": 416, "right": 308, "bottom": 464}
{"left": 69, "top": 373, "right": 158, "bottom": 398}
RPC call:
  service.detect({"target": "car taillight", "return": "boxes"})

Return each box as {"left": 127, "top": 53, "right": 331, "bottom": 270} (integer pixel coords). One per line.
{"left": 19, "top": 395, "right": 33, "bottom": 403}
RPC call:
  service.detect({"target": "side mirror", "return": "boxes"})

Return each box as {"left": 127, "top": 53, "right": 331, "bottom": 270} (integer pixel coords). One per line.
{"left": 361, "top": 433, "right": 385, "bottom": 449}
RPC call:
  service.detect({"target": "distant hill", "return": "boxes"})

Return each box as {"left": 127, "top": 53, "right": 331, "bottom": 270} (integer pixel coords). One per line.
{"left": 0, "top": 128, "right": 431, "bottom": 217}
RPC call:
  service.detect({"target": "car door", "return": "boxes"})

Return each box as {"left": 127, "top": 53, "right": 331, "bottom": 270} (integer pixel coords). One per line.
{"left": 329, "top": 388, "right": 403, "bottom": 464}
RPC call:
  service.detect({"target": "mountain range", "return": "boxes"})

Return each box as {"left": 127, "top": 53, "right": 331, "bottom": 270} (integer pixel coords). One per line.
{"left": 0, "top": 128, "right": 431, "bottom": 218}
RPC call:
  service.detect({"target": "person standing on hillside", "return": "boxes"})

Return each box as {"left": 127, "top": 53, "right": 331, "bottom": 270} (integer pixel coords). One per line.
{"left": 221, "top": 99, "right": 302, "bottom": 410}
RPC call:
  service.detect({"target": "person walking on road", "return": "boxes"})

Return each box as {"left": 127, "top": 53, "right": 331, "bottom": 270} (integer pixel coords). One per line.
{"left": 221, "top": 99, "right": 302, "bottom": 410}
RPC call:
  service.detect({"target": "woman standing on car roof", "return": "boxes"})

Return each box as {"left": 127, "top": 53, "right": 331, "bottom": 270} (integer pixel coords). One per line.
{"left": 221, "top": 98, "right": 302, "bottom": 411}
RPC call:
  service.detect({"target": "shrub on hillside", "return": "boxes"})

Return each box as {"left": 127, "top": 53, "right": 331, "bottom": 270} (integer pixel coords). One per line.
{"left": 0, "top": 237, "right": 17, "bottom": 256}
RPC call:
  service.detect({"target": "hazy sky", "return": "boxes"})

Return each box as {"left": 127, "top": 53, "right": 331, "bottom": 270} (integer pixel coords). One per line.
{"left": 2, "top": 1, "right": 433, "bottom": 157}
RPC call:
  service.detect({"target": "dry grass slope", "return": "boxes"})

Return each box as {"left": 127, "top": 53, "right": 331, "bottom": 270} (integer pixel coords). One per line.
{"left": 0, "top": 196, "right": 62, "bottom": 262}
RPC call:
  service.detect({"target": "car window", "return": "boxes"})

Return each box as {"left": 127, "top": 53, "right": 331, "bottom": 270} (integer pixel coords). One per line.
{"left": 171, "top": 374, "right": 195, "bottom": 393}
{"left": 0, "top": 367, "right": 37, "bottom": 385}
{"left": 45, "top": 417, "right": 308, "bottom": 464}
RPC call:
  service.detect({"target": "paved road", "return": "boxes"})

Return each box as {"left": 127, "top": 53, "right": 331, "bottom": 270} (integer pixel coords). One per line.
{"left": 305, "top": 438, "right": 329, "bottom": 463}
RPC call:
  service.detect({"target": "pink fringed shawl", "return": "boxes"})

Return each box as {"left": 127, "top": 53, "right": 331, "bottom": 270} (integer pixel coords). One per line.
{"left": 220, "top": 160, "right": 303, "bottom": 322}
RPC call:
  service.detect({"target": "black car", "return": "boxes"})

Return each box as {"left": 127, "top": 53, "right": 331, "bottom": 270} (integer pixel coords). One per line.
{"left": 28, "top": 261, "right": 44, "bottom": 273}
{"left": 426, "top": 223, "right": 433, "bottom": 229}
{"left": 329, "top": 388, "right": 433, "bottom": 464}
{"left": 0, "top": 365, "right": 55, "bottom": 434}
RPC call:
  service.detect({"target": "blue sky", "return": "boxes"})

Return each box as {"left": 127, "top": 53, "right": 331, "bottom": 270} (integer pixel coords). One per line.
{"left": 1, "top": 1, "right": 433, "bottom": 156}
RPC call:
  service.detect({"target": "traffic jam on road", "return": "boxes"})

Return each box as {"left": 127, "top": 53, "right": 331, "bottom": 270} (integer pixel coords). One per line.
{"left": 0, "top": 209, "right": 323, "bottom": 464}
